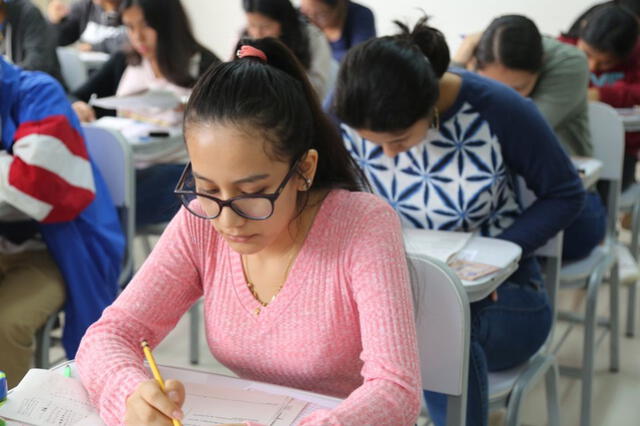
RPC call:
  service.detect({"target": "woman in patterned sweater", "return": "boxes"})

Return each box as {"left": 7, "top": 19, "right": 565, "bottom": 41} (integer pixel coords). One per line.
{"left": 331, "top": 17, "right": 585, "bottom": 426}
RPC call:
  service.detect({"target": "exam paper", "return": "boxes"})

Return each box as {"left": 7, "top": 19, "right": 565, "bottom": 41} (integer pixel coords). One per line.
{"left": 180, "top": 383, "right": 305, "bottom": 425}
{"left": 90, "top": 90, "right": 183, "bottom": 111}
{"left": 0, "top": 369, "right": 104, "bottom": 426}
{"left": 403, "top": 229, "right": 472, "bottom": 264}
{"left": 0, "top": 369, "right": 308, "bottom": 426}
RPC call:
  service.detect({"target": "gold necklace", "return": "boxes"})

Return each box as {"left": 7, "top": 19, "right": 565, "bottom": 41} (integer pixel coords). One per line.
{"left": 242, "top": 249, "right": 297, "bottom": 314}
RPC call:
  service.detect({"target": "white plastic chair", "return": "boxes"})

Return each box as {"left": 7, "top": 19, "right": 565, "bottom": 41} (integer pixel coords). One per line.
{"left": 56, "top": 47, "right": 89, "bottom": 92}
{"left": 555, "top": 101, "right": 624, "bottom": 426}
{"left": 407, "top": 253, "right": 470, "bottom": 426}
{"left": 34, "top": 124, "right": 135, "bottom": 368}
{"left": 82, "top": 124, "right": 136, "bottom": 286}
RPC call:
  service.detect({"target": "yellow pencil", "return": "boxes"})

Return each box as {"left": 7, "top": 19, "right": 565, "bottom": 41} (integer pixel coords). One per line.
{"left": 140, "top": 340, "right": 182, "bottom": 426}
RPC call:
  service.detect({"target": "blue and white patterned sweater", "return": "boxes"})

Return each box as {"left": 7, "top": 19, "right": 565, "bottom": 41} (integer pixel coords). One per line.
{"left": 341, "top": 71, "right": 585, "bottom": 285}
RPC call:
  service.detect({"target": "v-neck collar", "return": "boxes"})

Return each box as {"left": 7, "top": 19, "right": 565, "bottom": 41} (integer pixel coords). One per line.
{"left": 229, "top": 190, "right": 341, "bottom": 321}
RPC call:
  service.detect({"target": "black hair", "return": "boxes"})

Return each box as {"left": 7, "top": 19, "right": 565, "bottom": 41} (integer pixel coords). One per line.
{"left": 242, "top": 0, "right": 311, "bottom": 70}
{"left": 579, "top": 5, "right": 639, "bottom": 59}
{"left": 333, "top": 16, "right": 448, "bottom": 132}
{"left": 474, "top": 15, "right": 543, "bottom": 73}
{"left": 184, "top": 37, "right": 364, "bottom": 193}
{"left": 565, "top": 1, "right": 640, "bottom": 39}
{"left": 316, "top": 0, "right": 344, "bottom": 7}
{"left": 122, "top": 0, "right": 207, "bottom": 87}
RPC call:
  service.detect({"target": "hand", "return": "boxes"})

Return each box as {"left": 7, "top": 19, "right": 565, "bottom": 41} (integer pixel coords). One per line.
{"left": 76, "top": 42, "right": 93, "bottom": 52}
{"left": 125, "top": 379, "right": 185, "bottom": 425}
{"left": 47, "top": 0, "right": 70, "bottom": 24}
{"left": 588, "top": 88, "right": 600, "bottom": 101}
{"left": 72, "top": 101, "right": 96, "bottom": 123}
{"left": 452, "top": 32, "right": 483, "bottom": 68}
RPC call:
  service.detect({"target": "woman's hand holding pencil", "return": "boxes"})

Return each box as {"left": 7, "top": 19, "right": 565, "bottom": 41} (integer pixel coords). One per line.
{"left": 123, "top": 341, "right": 185, "bottom": 425}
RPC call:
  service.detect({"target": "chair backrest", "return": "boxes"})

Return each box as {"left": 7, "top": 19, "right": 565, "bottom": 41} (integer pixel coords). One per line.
{"left": 407, "top": 253, "right": 470, "bottom": 426}
{"left": 588, "top": 101, "right": 625, "bottom": 237}
{"left": 81, "top": 124, "right": 135, "bottom": 285}
{"left": 56, "top": 47, "right": 89, "bottom": 92}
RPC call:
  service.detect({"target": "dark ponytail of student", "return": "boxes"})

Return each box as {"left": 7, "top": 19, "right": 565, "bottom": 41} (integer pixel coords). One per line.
{"left": 474, "top": 15, "right": 544, "bottom": 73}
{"left": 332, "top": 16, "right": 448, "bottom": 132}
{"left": 579, "top": 5, "right": 639, "bottom": 60}
{"left": 184, "top": 37, "right": 364, "bottom": 192}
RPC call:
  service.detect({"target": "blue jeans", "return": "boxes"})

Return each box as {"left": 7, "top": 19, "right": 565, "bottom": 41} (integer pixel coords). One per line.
{"left": 424, "top": 276, "right": 552, "bottom": 426}
{"left": 135, "top": 164, "right": 184, "bottom": 228}
{"left": 562, "top": 191, "right": 606, "bottom": 261}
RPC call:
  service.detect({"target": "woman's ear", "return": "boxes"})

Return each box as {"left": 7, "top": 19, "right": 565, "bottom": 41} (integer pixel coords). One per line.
{"left": 297, "top": 149, "right": 319, "bottom": 191}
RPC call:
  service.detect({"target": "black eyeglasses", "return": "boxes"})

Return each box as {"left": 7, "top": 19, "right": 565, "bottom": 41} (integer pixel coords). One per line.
{"left": 174, "top": 159, "right": 301, "bottom": 220}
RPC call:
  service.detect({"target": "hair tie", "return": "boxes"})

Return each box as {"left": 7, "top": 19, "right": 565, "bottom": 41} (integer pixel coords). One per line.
{"left": 236, "top": 45, "right": 268, "bottom": 63}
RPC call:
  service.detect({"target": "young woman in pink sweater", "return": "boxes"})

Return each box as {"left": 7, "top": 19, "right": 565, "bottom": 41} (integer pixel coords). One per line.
{"left": 76, "top": 37, "right": 421, "bottom": 426}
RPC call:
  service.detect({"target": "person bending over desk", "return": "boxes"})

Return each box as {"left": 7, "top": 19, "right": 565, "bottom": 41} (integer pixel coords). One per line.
{"left": 453, "top": 15, "right": 606, "bottom": 262}
{"left": 0, "top": 56, "right": 124, "bottom": 388}
{"left": 560, "top": 5, "right": 640, "bottom": 190}
{"left": 70, "top": 0, "right": 220, "bottom": 228}
{"left": 76, "top": 38, "right": 421, "bottom": 425}
{"left": 331, "top": 18, "right": 585, "bottom": 426}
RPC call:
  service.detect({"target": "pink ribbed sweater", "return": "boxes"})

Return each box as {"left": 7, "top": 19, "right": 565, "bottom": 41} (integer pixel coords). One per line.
{"left": 76, "top": 190, "right": 421, "bottom": 425}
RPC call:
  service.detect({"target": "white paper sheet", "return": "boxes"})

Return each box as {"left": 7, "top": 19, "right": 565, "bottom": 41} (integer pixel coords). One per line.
{"left": 0, "top": 368, "right": 310, "bottom": 426}
{"left": 180, "top": 382, "right": 304, "bottom": 425}
{"left": 0, "top": 369, "right": 104, "bottom": 426}
{"left": 90, "top": 90, "right": 183, "bottom": 111}
{"left": 403, "top": 229, "right": 473, "bottom": 263}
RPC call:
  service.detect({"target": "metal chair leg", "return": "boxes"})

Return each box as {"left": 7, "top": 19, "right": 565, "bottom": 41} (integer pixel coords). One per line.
{"left": 545, "top": 361, "right": 561, "bottom": 426}
{"left": 189, "top": 301, "right": 200, "bottom": 365}
{"left": 33, "top": 312, "right": 59, "bottom": 369}
{"left": 627, "top": 282, "right": 637, "bottom": 337}
{"left": 580, "top": 273, "right": 600, "bottom": 426}
{"left": 141, "top": 234, "right": 153, "bottom": 257}
{"left": 609, "top": 262, "right": 620, "bottom": 372}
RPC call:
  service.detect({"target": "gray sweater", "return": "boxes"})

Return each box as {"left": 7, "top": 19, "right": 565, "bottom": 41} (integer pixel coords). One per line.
{"left": 530, "top": 37, "right": 592, "bottom": 157}
{"left": 52, "top": 0, "right": 126, "bottom": 54}
{"left": 0, "top": 0, "right": 62, "bottom": 83}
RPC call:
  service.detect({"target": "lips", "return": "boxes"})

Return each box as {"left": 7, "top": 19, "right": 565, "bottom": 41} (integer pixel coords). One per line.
{"left": 224, "top": 233, "right": 256, "bottom": 243}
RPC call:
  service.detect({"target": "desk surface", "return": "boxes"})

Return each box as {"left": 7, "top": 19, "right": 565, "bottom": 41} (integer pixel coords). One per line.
{"left": 572, "top": 156, "right": 603, "bottom": 189}
{"left": 403, "top": 232, "right": 522, "bottom": 302}
{"left": 43, "top": 361, "right": 339, "bottom": 426}
{"left": 617, "top": 108, "right": 640, "bottom": 132}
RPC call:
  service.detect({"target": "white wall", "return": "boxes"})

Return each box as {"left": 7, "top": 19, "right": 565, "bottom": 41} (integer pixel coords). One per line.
{"left": 183, "top": 0, "right": 601, "bottom": 59}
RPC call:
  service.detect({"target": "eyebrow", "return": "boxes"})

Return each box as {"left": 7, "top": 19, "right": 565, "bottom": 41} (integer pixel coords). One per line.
{"left": 192, "top": 171, "right": 270, "bottom": 185}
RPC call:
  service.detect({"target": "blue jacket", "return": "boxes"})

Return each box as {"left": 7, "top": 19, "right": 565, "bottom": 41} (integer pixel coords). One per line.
{"left": 0, "top": 58, "right": 124, "bottom": 357}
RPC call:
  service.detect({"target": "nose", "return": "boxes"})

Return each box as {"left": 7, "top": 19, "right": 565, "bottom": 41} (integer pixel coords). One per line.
{"left": 216, "top": 203, "right": 246, "bottom": 229}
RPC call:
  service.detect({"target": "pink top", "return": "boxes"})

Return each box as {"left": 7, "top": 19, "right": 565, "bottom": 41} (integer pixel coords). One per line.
{"left": 76, "top": 190, "right": 421, "bottom": 425}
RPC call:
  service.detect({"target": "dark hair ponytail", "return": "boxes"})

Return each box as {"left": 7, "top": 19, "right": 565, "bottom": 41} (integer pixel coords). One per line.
{"left": 474, "top": 15, "right": 543, "bottom": 73}
{"left": 184, "top": 37, "right": 364, "bottom": 192}
{"left": 333, "top": 16, "right": 447, "bottom": 132}
{"left": 579, "top": 5, "right": 639, "bottom": 60}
